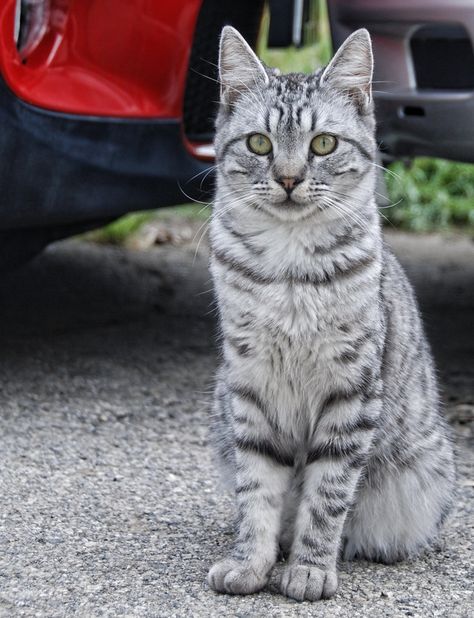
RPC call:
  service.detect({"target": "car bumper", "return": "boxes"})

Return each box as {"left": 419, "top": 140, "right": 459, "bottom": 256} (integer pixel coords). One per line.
{"left": 0, "top": 76, "right": 213, "bottom": 231}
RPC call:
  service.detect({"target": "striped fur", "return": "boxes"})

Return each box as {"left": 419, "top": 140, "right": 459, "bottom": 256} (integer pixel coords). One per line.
{"left": 207, "top": 27, "right": 455, "bottom": 602}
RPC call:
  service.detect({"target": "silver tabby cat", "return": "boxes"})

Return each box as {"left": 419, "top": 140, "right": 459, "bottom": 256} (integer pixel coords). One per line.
{"left": 207, "top": 26, "right": 455, "bottom": 602}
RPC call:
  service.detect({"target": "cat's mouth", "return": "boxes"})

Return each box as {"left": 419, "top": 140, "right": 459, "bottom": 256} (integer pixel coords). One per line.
{"left": 275, "top": 197, "right": 305, "bottom": 208}
{"left": 260, "top": 196, "right": 328, "bottom": 221}
{"left": 273, "top": 196, "right": 329, "bottom": 213}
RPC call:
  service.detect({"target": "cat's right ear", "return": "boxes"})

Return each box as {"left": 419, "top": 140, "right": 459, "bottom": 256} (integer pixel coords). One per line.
{"left": 320, "top": 28, "right": 373, "bottom": 112}
{"left": 218, "top": 26, "right": 268, "bottom": 109}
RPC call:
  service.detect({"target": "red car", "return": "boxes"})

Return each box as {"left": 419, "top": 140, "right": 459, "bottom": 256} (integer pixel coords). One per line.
{"left": 1, "top": 0, "right": 473, "bottom": 267}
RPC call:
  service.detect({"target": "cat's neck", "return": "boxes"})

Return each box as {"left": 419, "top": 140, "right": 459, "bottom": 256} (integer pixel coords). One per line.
{"left": 211, "top": 195, "right": 382, "bottom": 282}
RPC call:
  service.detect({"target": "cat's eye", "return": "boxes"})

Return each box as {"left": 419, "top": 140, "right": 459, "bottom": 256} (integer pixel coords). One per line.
{"left": 310, "top": 134, "right": 337, "bottom": 156}
{"left": 247, "top": 133, "right": 272, "bottom": 156}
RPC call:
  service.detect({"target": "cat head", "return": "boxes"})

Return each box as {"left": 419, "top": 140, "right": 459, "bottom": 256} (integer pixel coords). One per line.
{"left": 215, "top": 26, "right": 377, "bottom": 223}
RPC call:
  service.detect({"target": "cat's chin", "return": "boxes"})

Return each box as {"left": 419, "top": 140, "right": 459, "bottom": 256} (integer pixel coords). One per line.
{"left": 258, "top": 199, "right": 327, "bottom": 222}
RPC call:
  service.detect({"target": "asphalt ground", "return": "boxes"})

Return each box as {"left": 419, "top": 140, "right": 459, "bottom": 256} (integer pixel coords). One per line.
{"left": 0, "top": 230, "right": 472, "bottom": 617}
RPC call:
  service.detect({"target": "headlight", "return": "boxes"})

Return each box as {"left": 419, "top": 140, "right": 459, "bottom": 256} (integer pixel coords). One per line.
{"left": 15, "top": 0, "right": 51, "bottom": 59}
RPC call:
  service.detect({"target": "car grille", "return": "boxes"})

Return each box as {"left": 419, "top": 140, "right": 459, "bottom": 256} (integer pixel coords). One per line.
{"left": 183, "top": 0, "right": 265, "bottom": 142}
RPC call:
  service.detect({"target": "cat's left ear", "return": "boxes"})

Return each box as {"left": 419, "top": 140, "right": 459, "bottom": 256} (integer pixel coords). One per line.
{"left": 219, "top": 26, "right": 269, "bottom": 108}
{"left": 320, "top": 29, "right": 373, "bottom": 112}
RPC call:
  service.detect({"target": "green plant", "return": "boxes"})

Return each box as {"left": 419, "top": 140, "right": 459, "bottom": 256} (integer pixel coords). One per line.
{"left": 384, "top": 159, "right": 474, "bottom": 233}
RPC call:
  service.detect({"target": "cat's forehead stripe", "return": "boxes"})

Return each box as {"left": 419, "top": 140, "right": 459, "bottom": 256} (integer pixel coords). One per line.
{"left": 266, "top": 102, "right": 315, "bottom": 135}
{"left": 299, "top": 107, "right": 314, "bottom": 133}
{"left": 268, "top": 107, "right": 282, "bottom": 134}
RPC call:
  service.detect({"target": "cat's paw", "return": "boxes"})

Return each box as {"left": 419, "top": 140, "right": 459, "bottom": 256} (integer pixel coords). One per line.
{"left": 280, "top": 564, "right": 338, "bottom": 602}
{"left": 207, "top": 557, "right": 269, "bottom": 595}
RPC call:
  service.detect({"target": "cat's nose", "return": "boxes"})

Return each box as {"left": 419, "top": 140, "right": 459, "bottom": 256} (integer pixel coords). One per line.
{"left": 275, "top": 176, "right": 303, "bottom": 194}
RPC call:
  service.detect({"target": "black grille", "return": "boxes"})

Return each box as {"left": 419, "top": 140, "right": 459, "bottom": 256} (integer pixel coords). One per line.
{"left": 183, "top": 0, "right": 265, "bottom": 141}
{"left": 411, "top": 25, "right": 474, "bottom": 90}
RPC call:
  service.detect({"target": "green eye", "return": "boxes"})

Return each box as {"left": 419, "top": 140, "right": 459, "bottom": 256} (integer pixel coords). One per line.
{"left": 247, "top": 133, "right": 272, "bottom": 156}
{"left": 310, "top": 134, "right": 337, "bottom": 156}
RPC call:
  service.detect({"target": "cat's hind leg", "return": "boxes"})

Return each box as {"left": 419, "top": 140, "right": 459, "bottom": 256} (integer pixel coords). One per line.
{"left": 343, "top": 450, "right": 455, "bottom": 564}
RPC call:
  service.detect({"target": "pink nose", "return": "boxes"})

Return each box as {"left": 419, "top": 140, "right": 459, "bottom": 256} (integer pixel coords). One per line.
{"left": 276, "top": 176, "right": 302, "bottom": 192}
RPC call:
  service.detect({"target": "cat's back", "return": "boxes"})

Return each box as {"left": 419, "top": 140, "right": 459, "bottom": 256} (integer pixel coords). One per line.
{"left": 374, "top": 243, "right": 454, "bottom": 458}
{"left": 379, "top": 242, "right": 431, "bottom": 372}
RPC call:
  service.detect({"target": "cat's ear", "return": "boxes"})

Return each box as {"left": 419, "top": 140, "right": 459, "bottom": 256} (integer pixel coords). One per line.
{"left": 320, "top": 29, "right": 373, "bottom": 112}
{"left": 219, "top": 26, "right": 268, "bottom": 108}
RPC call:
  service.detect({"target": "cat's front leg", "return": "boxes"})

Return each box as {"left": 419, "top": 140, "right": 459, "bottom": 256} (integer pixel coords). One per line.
{"left": 280, "top": 389, "right": 382, "bottom": 602}
{"left": 208, "top": 392, "right": 293, "bottom": 595}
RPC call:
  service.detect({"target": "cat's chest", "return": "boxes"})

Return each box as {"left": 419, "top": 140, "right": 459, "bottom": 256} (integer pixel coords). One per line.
{"left": 224, "top": 275, "right": 341, "bottom": 339}
{"left": 224, "top": 281, "right": 345, "bottom": 385}
{"left": 253, "top": 285, "right": 345, "bottom": 373}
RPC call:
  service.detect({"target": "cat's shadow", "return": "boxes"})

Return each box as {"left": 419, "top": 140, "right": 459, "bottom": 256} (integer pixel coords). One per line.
{"left": 0, "top": 240, "right": 214, "bottom": 343}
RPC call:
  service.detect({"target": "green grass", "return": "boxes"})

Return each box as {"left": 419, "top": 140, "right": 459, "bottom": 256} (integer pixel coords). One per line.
{"left": 84, "top": 211, "right": 156, "bottom": 245}
{"left": 261, "top": 43, "right": 330, "bottom": 75}
{"left": 83, "top": 205, "right": 210, "bottom": 245}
